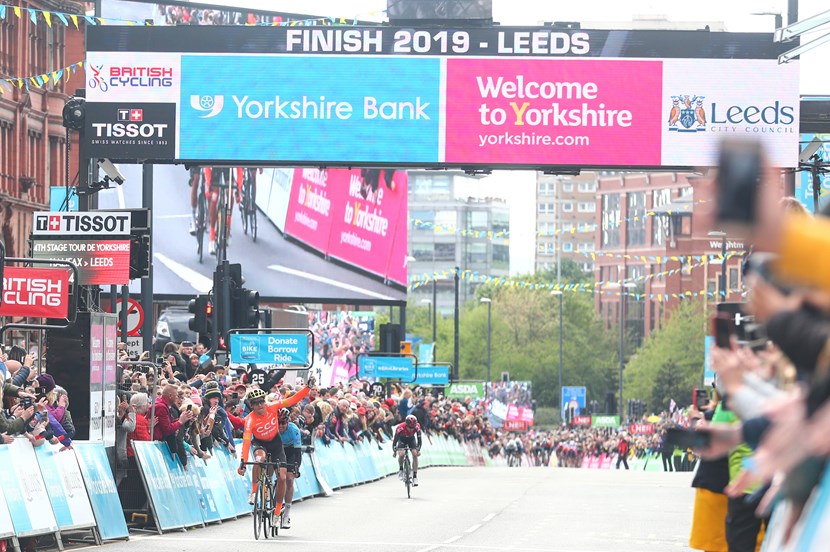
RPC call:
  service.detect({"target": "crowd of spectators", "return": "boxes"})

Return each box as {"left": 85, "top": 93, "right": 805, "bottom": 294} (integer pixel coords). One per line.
{"left": 155, "top": 4, "right": 315, "bottom": 27}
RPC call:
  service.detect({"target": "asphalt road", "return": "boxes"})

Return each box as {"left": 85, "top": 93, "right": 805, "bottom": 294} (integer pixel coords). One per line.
{"left": 96, "top": 163, "right": 405, "bottom": 302}
{"left": 75, "top": 467, "right": 695, "bottom": 552}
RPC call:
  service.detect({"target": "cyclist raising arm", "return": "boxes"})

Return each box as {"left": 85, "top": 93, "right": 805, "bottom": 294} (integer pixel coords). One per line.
{"left": 237, "top": 386, "right": 310, "bottom": 519}
{"left": 393, "top": 414, "right": 422, "bottom": 486}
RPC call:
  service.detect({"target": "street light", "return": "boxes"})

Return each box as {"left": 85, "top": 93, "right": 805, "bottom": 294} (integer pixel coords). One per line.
{"left": 606, "top": 281, "right": 636, "bottom": 423}
{"left": 480, "top": 297, "right": 492, "bottom": 386}
{"left": 421, "top": 299, "right": 432, "bottom": 334}
{"left": 708, "top": 231, "right": 727, "bottom": 300}
{"left": 551, "top": 290, "right": 563, "bottom": 419}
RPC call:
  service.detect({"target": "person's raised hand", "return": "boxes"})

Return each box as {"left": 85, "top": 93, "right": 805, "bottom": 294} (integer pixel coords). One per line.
{"left": 1, "top": 433, "right": 13, "bottom": 444}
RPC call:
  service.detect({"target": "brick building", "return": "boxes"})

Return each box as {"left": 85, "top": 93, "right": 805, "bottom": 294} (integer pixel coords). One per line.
{"left": 594, "top": 172, "right": 745, "bottom": 345}
{"left": 0, "top": 0, "right": 85, "bottom": 257}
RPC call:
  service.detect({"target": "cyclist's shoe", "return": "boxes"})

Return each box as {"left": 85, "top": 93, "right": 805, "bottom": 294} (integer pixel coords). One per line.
{"left": 247, "top": 492, "right": 255, "bottom": 505}
{"left": 280, "top": 516, "right": 291, "bottom": 529}
{"left": 209, "top": 240, "right": 216, "bottom": 255}
{"left": 413, "top": 475, "right": 419, "bottom": 486}
{"left": 397, "top": 469, "right": 404, "bottom": 480}
{"left": 188, "top": 217, "right": 197, "bottom": 236}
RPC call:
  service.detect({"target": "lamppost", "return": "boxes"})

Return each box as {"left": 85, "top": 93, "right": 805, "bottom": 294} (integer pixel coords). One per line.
{"left": 607, "top": 280, "right": 636, "bottom": 423}
{"left": 480, "top": 297, "right": 492, "bottom": 386}
{"left": 551, "top": 290, "right": 563, "bottom": 417}
{"left": 708, "top": 231, "right": 727, "bottom": 300}
{"left": 421, "top": 299, "right": 432, "bottom": 334}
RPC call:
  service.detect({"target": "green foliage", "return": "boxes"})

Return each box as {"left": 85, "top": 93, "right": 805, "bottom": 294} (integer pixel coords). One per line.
{"left": 406, "top": 268, "right": 616, "bottom": 408}
{"left": 623, "top": 301, "right": 707, "bottom": 411}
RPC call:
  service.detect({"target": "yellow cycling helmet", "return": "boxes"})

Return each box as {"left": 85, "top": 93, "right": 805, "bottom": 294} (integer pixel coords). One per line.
{"left": 247, "top": 388, "right": 266, "bottom": 403}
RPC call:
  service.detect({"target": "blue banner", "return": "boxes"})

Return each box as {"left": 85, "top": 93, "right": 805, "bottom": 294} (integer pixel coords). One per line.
{"left": 180, "top": 55, "right": 441, "bottom": 164}
{"left": 35, "top": 446, "right": 95, "bottom": 531}
{"left": 561, "top": 386, "right": 587, "bottom": 420}
{"left": 50, "top": 186, "right": 78, "bottom": 211}
{"left": 131, "top": 442, "right": 186, "bottom": 531}
{"left": 359, "top": 356, "right": 415, "bottom": 381}
{"left": 73, "top": 442, "right": 129, "bottom": 541}
{"left": 230, "top": 333, "right": 309, "bottom": 365}
{"left": 413, "top": 365, "right": 449, "bottom": 386}
{"left": 704, "top": 335, "right": 716, "bottom": 386}
{"left": 418, "top": 343, "right": 435, "bottom": 363}
{"left": 161, "top": 449, "right": 204, "bottom": 528}
{"left": 198, "top": 455, "right": 236, "bottom": 521}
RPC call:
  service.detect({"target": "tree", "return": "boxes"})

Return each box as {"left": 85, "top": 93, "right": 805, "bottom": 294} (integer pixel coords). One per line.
{"left": 623, "top": 302, "right": 707, "bottom": 409}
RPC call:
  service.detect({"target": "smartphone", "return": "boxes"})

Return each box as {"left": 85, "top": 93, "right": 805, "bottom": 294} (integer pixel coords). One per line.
{"left": 215, "top": 352, "right": 228, "bottom": 367}
{"left": 665, "top": 427, "right": 712, "bottom": 449}
{"left": 711, "top": 313, "right": 734, "bottom": 349}
{"left": 186, "top": 404, "right": 193, "bottom": 412}
{"left": 19, "top": 397, "right": 33, "bottom": 409}
{"left": 154, "top": 355, "right": 163, "bottom": 365}
{"left": 715, "top": 139, "right": 762, "bottom": 224}
{"left": 692, "top": 388, "right": 711, "bottom": 410}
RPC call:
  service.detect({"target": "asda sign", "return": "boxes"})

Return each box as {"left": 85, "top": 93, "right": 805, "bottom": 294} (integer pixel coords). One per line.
{"left": 591, "top": 415, "right": 620, "bottom": 428}
{"left": 446, "top": 382, "right": 484, "bottom": 399}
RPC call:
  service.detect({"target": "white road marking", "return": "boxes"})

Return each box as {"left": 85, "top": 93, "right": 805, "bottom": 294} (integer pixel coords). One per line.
{"left": 444, "top": 535, "right": 462, "bottom": 543}
{"left": 154, "top": 252, "right": 214, "bottom": 293}
{"left": 117, "top": 180, "right": 126, "bottom": 209}
{"left": 155, "top": 214, "right": 192, "bottom": 220}
{"left": 482, "top": 513, "right": 496, "bottom": 522}
{"left": 464, "top": 523, "right": 482, "bottom": 533}
{"left": 267, "top": 264, "right": 398, "bottom": 300}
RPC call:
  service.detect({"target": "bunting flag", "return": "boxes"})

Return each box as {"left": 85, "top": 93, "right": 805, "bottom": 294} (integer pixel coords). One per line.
{"left": 0, "top": 3, "right": 377, "bottom": 29}
{"left": 407, "top": 251, "right": 746, "bottom": 302}
{"left": 1, "top": 59, "right": 84, "bottom": 94}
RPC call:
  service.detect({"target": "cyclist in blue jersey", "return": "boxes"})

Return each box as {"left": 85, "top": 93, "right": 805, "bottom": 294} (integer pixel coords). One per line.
{"left": 278, "top": 408, "right": 303, "bottom": 529}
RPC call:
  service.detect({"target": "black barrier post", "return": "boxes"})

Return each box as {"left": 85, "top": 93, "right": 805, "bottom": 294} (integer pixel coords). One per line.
{"left": 120, "top": 285, "right": 129, "bottom": 344}
{"left": 141, "top": 163, "right": 154, "bottom": 354}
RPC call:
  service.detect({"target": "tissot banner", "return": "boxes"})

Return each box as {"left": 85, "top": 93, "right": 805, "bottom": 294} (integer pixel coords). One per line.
{"left": 85, "top": 27, "right": 800, "bottom": 168}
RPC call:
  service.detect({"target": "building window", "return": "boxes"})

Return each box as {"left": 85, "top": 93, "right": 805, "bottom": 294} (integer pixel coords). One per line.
{"left": 562, "top": 202, "right": 573, "bottom": 212}
{"left": 562, "top": 182, "right": 574, "bottom": 192}
{"left": 652, "top": 188, "right": 671, "bottom": 246}
{"left": 412, "top": 242, "right": 433, "bottom": 262}
{"left": 434, "top": 243, "right": 455, "bottom": 261}
{"left": 466, "top": 243, "right": 487, "bottom": 265}
{"left": 577, "top": 242, "right": 595, "bottom": 252}
{"left": 562, "top": 242, "right": 573, "bottom": 252}
{"left": 602, "top": 193, "right": 621, "bottom": 248}
{"left": 626, "top": 191, "right": 646, "bottom": 246}
{"left": 467, "top": 210, "right": 488, "bottom": 230}
{"left": 729, "top": 267, "right": 741, "bottom": 292}
{"left": 0, "top": 19, "right": 18, "bottom": 75}
{"left": 578, "top": 181, "right": 597, "bottom": 193}
{"left": 578, "top": 201, "right": 595, "bottom": 213}
{"left": 492, "top": 211, "right": 509, "bottom": 236}
{"left": 493, "top": 244, "right": 509, "bottom": 270}
{"left": 410, "top": 209, "right": 434, "bottom": 232}
{"left": 539, "top": 181, "right": 553, "bottom": 196}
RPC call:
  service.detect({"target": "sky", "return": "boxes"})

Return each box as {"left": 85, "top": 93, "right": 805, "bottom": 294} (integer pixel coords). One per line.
{"left": 188, "top": 0, "right": 829, "bottom": 275}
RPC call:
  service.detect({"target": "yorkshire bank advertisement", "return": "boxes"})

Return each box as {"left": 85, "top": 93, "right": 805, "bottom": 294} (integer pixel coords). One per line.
{"left": 85, "top": 26, "right": 800, "bottom": 169}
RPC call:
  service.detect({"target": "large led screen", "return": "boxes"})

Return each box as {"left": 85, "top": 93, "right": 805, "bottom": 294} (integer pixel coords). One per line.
{"left": 84, "top": 25, "right": 800, "bottom": 168}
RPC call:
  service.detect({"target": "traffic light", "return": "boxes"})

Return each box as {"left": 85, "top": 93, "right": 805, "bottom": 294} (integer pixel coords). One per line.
{"left": 236, "top": 288, "right": 260, "bottom": 329}
{"left": 188, "top": 295, "right": 209, "bottom": 335}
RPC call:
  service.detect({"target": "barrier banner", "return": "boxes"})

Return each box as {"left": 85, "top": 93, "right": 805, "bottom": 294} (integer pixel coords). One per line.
{"left": 308, "top": 448, "right": 334, "bottom": 496}
{"left": 131, "top": 441, "right": 185, "bottom": 531}
{"left": 187, "top": 459, "right": 221, "bottom": 525}
{"left": 35, "top": 445, "right": 96, "bottom": 531}
{"left": 216, "top": 446, "right": 251, "bottom": 517}
{"left": 73, "top": 442, "right": 129, "bottom": 540}
{"left": 198, "top": 455, "right": 237, "bottom": 521}
{"left": 160, "top": 448, "right": 204, "bottom": 528}
{"left": 0, "top": 439, "right": 57, "bottom": 538}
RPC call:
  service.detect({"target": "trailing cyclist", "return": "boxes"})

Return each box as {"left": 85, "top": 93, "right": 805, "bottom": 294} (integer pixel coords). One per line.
{"left": 392, "top": 414, "right": 422, "bottom": 486}
{"left": 204, "top": 166, "right": 235, "bottom": 256}
{"left": 277, "top": 408, "right": 303, "bottom": 530}
{"left": 237, "top": 386, "right": 309, "bottom": 520}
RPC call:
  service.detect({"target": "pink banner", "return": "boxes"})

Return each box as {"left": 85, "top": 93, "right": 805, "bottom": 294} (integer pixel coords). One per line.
{"left": 283, "top": 169, "right": 335, "bottom": 254}
{"left": 326, "top": 169, "right": 408, "bottom": 279}
{"left": 283, "top": 168, "right": 408, "bottom": 284}
{"left": 505, "top": 404, "right": 535, "bottom": 424}
{"left": 445, "top": 58, "right": 663, "bottom": 166}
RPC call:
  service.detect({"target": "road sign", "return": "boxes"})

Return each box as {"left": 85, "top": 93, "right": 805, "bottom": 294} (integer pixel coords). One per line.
{"left": 108, "top": 298, "right": 144, "bottom": 337}
{"left": 561, "top": 386, "right": 587, "bottom": 420}
{"left": 229, "top": 333, "right": 309, "bottom": 365}
{"left": 359, "top": 355, "right": 415, "bottom": 381}
{"left": 125, "top": 336, "right": 143, "bottom": 359}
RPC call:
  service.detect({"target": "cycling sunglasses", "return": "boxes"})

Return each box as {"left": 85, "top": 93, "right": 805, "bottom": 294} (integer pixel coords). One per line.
{"left": 250, "top": 399, "right": 265, "bottom": 406}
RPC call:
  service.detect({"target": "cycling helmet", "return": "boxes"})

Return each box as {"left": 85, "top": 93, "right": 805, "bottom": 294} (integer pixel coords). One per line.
{"left": 405, "top": 414, "right": 417, "bottom": 427}
{"left": 278, "top": 408, "right": 290, "bottom": 422}
{"left": 247, "top": 388, "right": 266, "bottom": 403}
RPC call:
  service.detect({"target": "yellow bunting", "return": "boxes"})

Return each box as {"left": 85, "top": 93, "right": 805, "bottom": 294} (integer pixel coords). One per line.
{"left": 44, "top": 12, "right": 52, "bottom": 27}
{"left": 70, "top": 14, "right": 78, "bottom": 28}
{"left": 14, "top": 7, "right": 21, "bottom": 18}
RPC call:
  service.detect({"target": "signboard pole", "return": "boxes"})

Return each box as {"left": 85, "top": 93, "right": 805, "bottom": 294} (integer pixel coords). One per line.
{"left": 141, "top": 163, "right": 154, "bottom": 354}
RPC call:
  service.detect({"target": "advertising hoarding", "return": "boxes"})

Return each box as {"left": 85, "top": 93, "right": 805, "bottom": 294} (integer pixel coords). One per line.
{"left": 0, "top": 267, "right": 70, "bottom": 319}
{"left": 486, "top": 380, "right": 533, "bottom": 425}
{"left": 84, "top": 26, "right": 799, "bottom": 169}
{"left": 229, "top": 333, "right": 310, "bottom": 365}
{"left": 358, "top": 355, "right": 416, "bottom": 380}
{"left": 31, "top": 240, "right": 131, "bottom": 286}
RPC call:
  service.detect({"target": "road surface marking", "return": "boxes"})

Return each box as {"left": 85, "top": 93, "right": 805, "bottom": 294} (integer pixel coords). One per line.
{"left": 482, "top": 513, "right": 496, "bottom": 522}
{"left": 444, "top": 535, "right": 462, "bottom": 543}
{"left": 267, "top": 264, "right": 398, "bottom": 300}
{"left": 154, "top": 252, "right": 214, "bottom": 293}
{"left": 464, "top": 523, "right": 482, "bottom": 533}
{"left": 117, "top": 180, "right": 126, "bottom": 209}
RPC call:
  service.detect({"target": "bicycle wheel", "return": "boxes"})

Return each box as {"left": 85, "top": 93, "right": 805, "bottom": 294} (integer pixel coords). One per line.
{"left": 269, "top": 479, "right": 279, "bottom": 538}
{"left": 403, "top": 454, "right": 411, "bottom": 499}
{"left": 196, "top": 185, "right": 206, "bottom": 263}
{"left": 253, "top": 481, "right": 266, "bottom": 540}
{"left": 240, "top": 179, "right": 249, "bottom": 236}
{"left": 250, "top": 200, "right": 257, "bottom": 243}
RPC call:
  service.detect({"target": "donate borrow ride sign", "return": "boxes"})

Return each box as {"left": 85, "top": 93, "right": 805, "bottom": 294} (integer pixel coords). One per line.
{"left": 229, "top": 333, "right": 309, "bottom": 366}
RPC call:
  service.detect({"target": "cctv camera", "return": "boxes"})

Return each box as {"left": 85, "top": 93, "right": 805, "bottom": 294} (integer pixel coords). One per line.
{"left": 97, "top": 159, "right": 125, "bottom": 185}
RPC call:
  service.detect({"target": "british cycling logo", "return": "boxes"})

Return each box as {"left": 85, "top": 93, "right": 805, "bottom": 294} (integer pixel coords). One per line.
{"left": 190, "top": 95, "right": 224, "bottom": 118}
{"left": 88, "top": 65, "right": 174, "bottom": 91}
{"left": 667, "top": 94, "right": 706, "bottom": 132}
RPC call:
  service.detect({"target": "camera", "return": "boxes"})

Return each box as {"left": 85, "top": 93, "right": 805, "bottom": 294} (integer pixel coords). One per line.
{"left": 20, "top": 397, "right": 33, "bottom": 409}
{"left": 97, "top": 159, "right": 125, "bottom": 185}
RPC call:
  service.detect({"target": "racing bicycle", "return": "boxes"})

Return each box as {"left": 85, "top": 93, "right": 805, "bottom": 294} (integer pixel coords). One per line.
{"left": 244, "top": 460, "right": 282, "bottom": 540}
{"left": 192, "top": 170, "right": 208, "bottom": 263}
{"left": 214, "top": 171, "right": 234, "bottom": 264}
{"left": 238, "top": 168, "right": 258, "bottom": 242}
{"left": 397, "top": 446, "right": 414, "bottom": 499}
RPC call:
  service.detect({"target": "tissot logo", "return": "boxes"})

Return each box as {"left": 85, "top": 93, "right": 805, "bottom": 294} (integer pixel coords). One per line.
{"left": 117, "top": 108, "right": 143, "bottom": 122}
{"left": 33, "top": 212, "right": 131, "bottom": 236}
